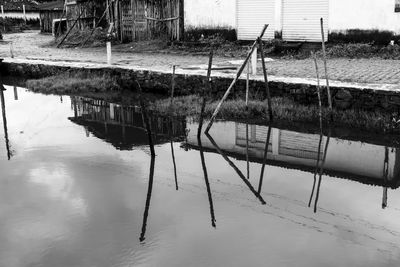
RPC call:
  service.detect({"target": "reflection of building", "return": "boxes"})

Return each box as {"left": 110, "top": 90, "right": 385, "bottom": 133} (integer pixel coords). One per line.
{"left": 187, "top": 121, "right": 400, "bottom": 189}
{"left": 69, "top": 96, "right": 187, "bottom": 150}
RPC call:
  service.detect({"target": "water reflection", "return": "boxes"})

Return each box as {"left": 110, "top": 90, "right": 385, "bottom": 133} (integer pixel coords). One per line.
{"left": 187, "top": 121, "right": 400, "bottom": 209}
{"left": 69, "top": 96, "right": 187, "bottom": 150}
{"left": 1, "top": 88, "right": 400, "bottom": 266}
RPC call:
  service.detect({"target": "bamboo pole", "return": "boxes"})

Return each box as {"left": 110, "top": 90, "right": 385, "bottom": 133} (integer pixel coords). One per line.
{"left": 169, "top": 119, "right": 178, "bottom": 191}
{"left": 198, "top": 49, "right": 213, "bottom": 135}
{"left": 205, "top": 24, "right": 269, "bottom": 133}
{"left": 382, "top": 146, "right": 389, "bottom": 209}
{"left": 258, "top": 37, "right": 273, "bottom": 121}
{"left": 246, "top": 123, "right": 250, "bottom": 179}
{"left": 246, "top": 63, "right": 249, "bottom": 107}
{"left": 320, "top": 18, "right": 333, "bottom": 116}
{"left": 309, "top": 132, "right": 323, "bottom": 207}
{"left": 311, "top": 52, "right": 323, "bottom": 133}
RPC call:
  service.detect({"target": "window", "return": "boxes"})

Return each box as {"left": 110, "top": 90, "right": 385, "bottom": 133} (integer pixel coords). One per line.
{"left": 396, "top": 0, "right": 400, "bottom": 12}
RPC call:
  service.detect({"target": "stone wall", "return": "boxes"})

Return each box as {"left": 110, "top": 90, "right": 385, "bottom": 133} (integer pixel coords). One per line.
{"left": 2, "top": 61, "right": 400, "bottom": 112}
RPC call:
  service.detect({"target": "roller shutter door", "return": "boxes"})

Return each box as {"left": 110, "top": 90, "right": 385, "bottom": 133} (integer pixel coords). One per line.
{"left": 237, "top": 0, "right": 275, "bottom": 40}
{"left": 282, "top": 0, "right": 329, "bottom": 42}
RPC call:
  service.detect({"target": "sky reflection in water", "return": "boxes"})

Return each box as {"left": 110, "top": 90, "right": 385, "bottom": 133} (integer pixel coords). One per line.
{"left": 0, "top": 87, "right": 400, "bottom": 267}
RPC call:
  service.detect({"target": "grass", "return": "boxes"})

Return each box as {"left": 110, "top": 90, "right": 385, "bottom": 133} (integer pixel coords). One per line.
{"left": 26, "top": 72, "right": 122, "bottom": 94}
{"left": 149, "top": 95, "right": 392, "bottom": 133}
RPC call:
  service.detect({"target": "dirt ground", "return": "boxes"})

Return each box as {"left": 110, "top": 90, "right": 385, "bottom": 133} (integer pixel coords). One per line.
{"left": 1, "top": 30, "right": 400, "bottom": 85}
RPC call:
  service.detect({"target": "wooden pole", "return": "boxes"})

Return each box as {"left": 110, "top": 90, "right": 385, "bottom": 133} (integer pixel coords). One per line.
{"left": 205, "top": 24, "right": 269, "bottom": 133}
{"left": 246, "top": 123, "right": 250, "bottom": 179}
{"left": 258, "top": 37, "right": 273, "bottom": 121}
{"left": 106, "top": 41, "right": 112, "bottom": 64}
{"left": 320, "top": 18, "right": 333, "bottom": 116}
{"left": 311, "top": 51, "right": 323, "bottom": 132}
{"left": 198, "top": 49, "right": 213, "bottom": 135}
{"left": 57, "top": 9, "right": 85, "bottom": 48}
{"left": 246, "top": 63, "right": 249, "bottom": 107}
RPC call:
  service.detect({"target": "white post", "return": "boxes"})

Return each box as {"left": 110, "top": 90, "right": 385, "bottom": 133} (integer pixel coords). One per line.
{"left": 251, "top": 47, "right": 257, "bottom": 75}
{"left": 22, "top": 4, "right": 26, "bottom": 23}
{"left": 1, "top": 5, "right": 4, "bottom": 32}
{"left": 106, "top": 41, "right": 112, "bottom": 65}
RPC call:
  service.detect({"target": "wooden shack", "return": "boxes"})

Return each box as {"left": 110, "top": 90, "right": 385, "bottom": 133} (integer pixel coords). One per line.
{"left": 38, "top": 1, "right": 64, "bottom": 34}
{"left": 112, "top": 0, "right": 184, "bottom": 42}
{"left": 65, "top": 0, "right": 106, "bottom": 31}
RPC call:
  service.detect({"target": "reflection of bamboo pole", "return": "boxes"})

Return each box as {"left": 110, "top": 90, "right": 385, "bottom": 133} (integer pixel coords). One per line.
{"left": 258, "top": 37, "right": 273, "bottom": 121}
{"left": 309, "top": 132, "right": 323, "bottom": 207}
{"left": 169, "top": 120, "right": 178, "bottom": 191}
{"left": 137, "top": 81, "right": 155, "bottom": 156}
{"left": 13, "top": 86, "right": 18, "bottom": 100}
{"left": 197, "top": 109, "right": 216, "bottom": 227}
{"left": 382, "top": 146, "right": 389, "bottom": 209}
{"left": 205, "top": 24, "right": 269, "bottom": 133}
{"left": 139, "top": 153, "right": 156, "bottom": 242}
{"left": 258, "top": 125, "right": 272, "bottom": 194}
{"left": 314, "top": 129, "right": 331, "bottom": 213}
{"left": 0, "top": 85, "right": 11, "bottom": 160}
{"left": 320, "top": 18, "right": 333, "bottom": 116}
{"left": 170, "top": 65, "right": 176, "bottom": 107}
{"left": 206, "top": 132, "right": 266, "bottom": 205}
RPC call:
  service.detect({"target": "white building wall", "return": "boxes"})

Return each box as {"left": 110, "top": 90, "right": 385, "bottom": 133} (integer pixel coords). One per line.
{"left": 3, "top": 12, "right": 39, "bottom": 20}
{"left": 184, "top": 0, "right": 236, "bottom": 29}
{"left": 329, "top": 0, "right": 400, "bottom": 33}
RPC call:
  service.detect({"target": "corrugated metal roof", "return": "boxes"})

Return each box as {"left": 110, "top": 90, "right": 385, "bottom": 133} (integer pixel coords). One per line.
{"left": 0, "top": 0, "right": 39, "bottom": 11}
{"left": 38, "top": 1, "right": 64, "bottom": 11}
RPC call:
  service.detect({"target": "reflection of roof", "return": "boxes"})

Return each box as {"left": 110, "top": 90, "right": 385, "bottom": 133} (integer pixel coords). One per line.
{"left": 0, "top": 0, "right": 39, "bottom": 11}
{"left": 69, "top": 117, "right": 185, "bottom": 150}
{"left": 185, "top": 143, "right": 400, "bottom": 189}
{"left": 38, "top": 1, "right": 64, "bottom": 11}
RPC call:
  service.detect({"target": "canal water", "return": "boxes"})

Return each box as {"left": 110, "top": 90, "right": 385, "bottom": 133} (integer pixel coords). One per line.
{"left": 1, "top": 85, "right": 400, "bottom": 267}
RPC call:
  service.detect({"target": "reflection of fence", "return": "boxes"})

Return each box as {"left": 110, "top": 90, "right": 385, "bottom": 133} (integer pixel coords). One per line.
{"left": 70, "top": 96, "right": 187, "bottom": 139}
{"left": 235, "top": 123, "right": 323, "bottom": 160}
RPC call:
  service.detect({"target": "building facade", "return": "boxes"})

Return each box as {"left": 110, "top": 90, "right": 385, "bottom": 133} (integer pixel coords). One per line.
{"left": 184, "top": 0, "right": 400, "bottom": 42}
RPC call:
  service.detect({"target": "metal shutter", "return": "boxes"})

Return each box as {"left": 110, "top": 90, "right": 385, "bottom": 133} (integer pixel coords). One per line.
{"left": 282, "top": 0, "right": 329, "bottom": 42}
{"left": 237, "top": 0, "right": 275, "bottom": 40}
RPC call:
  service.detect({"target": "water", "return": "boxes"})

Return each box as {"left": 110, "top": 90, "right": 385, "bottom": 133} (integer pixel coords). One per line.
{"left": 1, "top": 86, "right": 400, "bottom": 267}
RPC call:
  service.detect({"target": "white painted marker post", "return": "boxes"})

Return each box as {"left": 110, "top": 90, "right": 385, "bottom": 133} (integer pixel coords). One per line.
{"left": 251, "top": 47, "right": 257, "bottom": 75}
{"left": 106, "top": 41, "right": 112, "bottom": 65}
{"left": 23, "top": 5, "right": 26, "bottom": 23}
{"left": 1, "top": 5, "right": 5, "bottom": 32}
